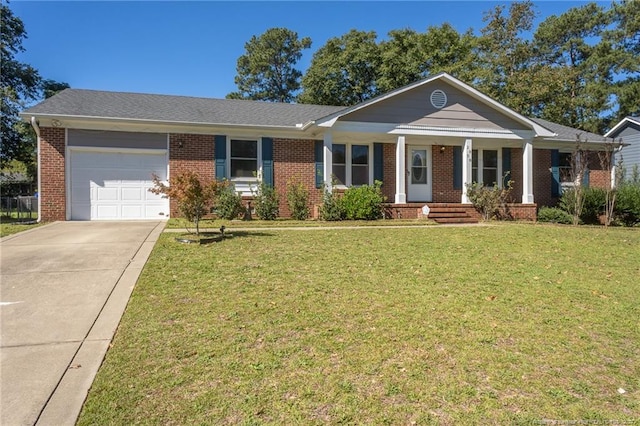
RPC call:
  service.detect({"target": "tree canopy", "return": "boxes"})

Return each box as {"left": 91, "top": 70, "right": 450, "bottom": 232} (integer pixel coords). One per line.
{"left": 227, "top": 27, "right": 311, "bottom": 103}
{"left": 232, "top": 1, "right": 638, "bottom": 134}
{"left": 1, "top": 4, "right": 70, "bottom": 180}
{"left": 299, "top": 30, "right": 382, "bottom": 106}
{"left": 1, "top": 3, "right": 41, "bottom": 169}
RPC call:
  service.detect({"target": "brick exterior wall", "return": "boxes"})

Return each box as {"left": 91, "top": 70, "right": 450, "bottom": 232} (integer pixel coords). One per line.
{"left": 273, "top": 138, "right": 323, "bottom": 218}
{"left": 533, "top": 149, "right": 555, "bottom": 208}
{"left": 509, "top": 148, "right": 523, "bottom": 204}
{"left": 432, "top": 145, "right": 463, "bottom": 203}
{"left": 168, "top": 134, "right": 215, "bottom": 216}
{"left": 40, "top": 127, "right": 66, "bottom": 221}
{"left": 381, "top": 143, "right": 396, "bottom": 202}
{"left": 587, "top": 152, "right": 610, "bottom": 189}
{"left": 39, "top": 129, "right": 613, "bottom": 222}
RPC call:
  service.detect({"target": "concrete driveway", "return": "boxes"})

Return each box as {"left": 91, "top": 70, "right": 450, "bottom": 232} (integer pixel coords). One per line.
{"left": 0, "top": 221, "right": 164, "bottom": 426}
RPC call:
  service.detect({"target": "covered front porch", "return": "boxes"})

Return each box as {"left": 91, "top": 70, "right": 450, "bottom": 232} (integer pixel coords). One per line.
{"left": 319, "top": 131, "right": 539, "bottom": 221}
{"left": 311, "top": 73, "right": 556, "bottom": 220}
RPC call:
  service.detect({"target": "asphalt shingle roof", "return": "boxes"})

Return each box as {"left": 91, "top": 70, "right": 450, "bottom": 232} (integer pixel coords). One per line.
{"left": 530, "top": 117, "right": 605, "bottom": 142}
{"left": 23, "top": 88, "right": 606, "bottom": 141}
{"left": 22, "top": 89, "right": 345, "bottom": 128}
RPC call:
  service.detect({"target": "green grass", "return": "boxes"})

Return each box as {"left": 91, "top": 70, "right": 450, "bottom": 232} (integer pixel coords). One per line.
{"left": 0, "top": 217, "right": 42, "bottom": 237}
{"left": 166, "top": 217, "right": 438, "bottom": 229}
{"left": 78, "top": 224, "right": 639, "bottom": 424}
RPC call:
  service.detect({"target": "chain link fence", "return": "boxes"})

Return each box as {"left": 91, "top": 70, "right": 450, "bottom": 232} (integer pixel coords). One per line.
{"left": 1, "top": 196, "right": 38, "bottom": 222}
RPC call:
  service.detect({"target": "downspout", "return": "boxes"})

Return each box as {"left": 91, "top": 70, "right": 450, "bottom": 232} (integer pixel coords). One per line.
{"left": 30, "top": 117, "right": 42, "bottom": 222}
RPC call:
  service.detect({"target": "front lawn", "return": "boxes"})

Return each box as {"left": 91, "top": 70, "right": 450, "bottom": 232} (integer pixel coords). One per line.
{"left": 0, "top": 218, "right": 42, "bottom": 237}
{"left": 78, "top": 224, "right": 639, "bottom": 424}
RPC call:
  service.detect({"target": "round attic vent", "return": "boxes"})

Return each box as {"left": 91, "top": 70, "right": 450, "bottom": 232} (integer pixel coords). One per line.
{"left": 430, "top": 89, "right": 447, "bottom": 109}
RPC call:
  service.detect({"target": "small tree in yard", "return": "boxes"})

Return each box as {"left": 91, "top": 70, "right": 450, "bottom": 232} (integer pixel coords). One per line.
{"left": 150, "top": 171, "right": 218, "bottom": 236}
{"left": 563, "top": 137, "right": 591, "bottom": 226}
{"left": 597, "top": 138, "right": 623, "bottom": 226}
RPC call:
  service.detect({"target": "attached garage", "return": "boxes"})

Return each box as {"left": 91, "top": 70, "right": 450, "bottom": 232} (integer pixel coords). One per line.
{"left": 67, "top": 130, "right": 169, "bottom": 220}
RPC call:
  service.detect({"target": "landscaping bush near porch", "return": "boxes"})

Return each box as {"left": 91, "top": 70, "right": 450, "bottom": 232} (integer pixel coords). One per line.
{"left": 78, "top": 224, "right": 639, "bottom": 424}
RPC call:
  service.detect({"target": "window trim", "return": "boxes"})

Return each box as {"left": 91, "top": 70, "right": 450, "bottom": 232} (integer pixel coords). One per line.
{"left": 332, "top": 142, "right": 373, "bottom": 188}
{"left": 472, "top": 148, "right": 502, "bottom": 187}
{"left": 227, "top": 137, "right": 262, "bottom": 182}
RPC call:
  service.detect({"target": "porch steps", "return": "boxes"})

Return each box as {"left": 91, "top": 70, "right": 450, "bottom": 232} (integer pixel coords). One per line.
{"left": 427, "top": 204, "right": 479, "bottom": 224}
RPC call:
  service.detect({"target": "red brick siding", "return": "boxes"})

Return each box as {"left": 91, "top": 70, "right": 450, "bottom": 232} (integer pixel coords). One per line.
{"left": 381, "top": 143, "right": 396, "bottom": 202}
{"left": 587, "top": 152, "right": 610, "bottom": 189}
{"left": 168, "top": 134, "right": 215, "bottom": 216}
{"left": 509, "top": 148, "right": 523, "bottom": 204}
{"left": 505, "top": 203, "right": 537, "bottom": 221}
{"left": 432, "top": 145, "right": 462, "bottom": 203}
{"left": 273, "top": 138, "right": 322, "bottom": 218}
{"left": 533, "top": 149, "right": 554, "bottom": 208}
{"left": 39, "top": 127, "right": 66, "bottom": 221}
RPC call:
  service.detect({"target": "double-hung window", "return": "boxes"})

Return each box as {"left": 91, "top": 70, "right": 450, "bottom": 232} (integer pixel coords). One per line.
{"left": 472, "top": 149, "right": 500, "bottom": 186}
{"left": 559, "top": 152, "right": 573, "bottom": 184}
{"left": 332, "top": 143, "right": 371, "bottom": 187}
{"left": 230, "top": 139, "right": 258, "bottom": 179}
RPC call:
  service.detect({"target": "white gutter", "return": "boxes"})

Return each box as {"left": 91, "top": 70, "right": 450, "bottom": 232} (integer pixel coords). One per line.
{"left": 30, "top": 117, "right": 42, "bottom": 222}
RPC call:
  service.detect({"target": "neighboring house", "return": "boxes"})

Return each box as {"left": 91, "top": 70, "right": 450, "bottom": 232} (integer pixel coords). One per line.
{"left": 20, "top": 73, "right": 613, "bottom": 222}
{"left": 605, "top": 116, "right": 640, "bottom": 181}
{"left": 0, "top": 172, "right": 35, "bottom": 197}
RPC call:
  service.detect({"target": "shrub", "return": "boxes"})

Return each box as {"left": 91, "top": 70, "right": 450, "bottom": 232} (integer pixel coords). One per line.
{"left": 615, "top": 183, "right": 640, "bottom": 226}
{"left": 319, "top": 183, "right": 345, "bottom": 221}
{"left": 286, "top": 180, "right": 310, "bottom": 220}
{"left": 252, "top": 181, "right": 279, "bottom": 220}
{"left": 215, "top": 181, "right": 244, "bottom": 220}
{"left": 537, "top": 207, "right": 573, "bottom": 225}
{"left": 559, "top": 187, "right": 605, "bottom": 225}
{"left": 581, "top": 187, "right": 606, "bottom": 224}
{"left": 466, "top": 177, "right": 513, "bottom": 221}
{"left": 342, "top": 181, "right": 385, "bottom": 220}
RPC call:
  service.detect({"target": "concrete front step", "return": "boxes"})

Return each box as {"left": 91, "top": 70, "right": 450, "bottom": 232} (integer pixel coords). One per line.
{"left": 425, "top": 204, "right": 479, "bottom": 224}
{"left": 428, "top": 211, "right": 470, "bottom": 218}
{"left": 432, "top": 216, "right": 479, "bottom": 224}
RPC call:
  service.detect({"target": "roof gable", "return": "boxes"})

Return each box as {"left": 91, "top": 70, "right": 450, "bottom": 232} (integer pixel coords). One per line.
{"left": 316, "top": 73, "right": 555, "bottom": 137}
{"left": 339, "top": 79, "right": 530, "bottom": 131}
{"left": 605, "top": 116, "right": 640, "bottom": 138}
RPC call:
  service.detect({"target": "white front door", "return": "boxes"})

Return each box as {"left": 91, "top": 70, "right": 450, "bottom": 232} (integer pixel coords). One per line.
{"left": 407, "top": 146, "right": 432, "bottom": 202}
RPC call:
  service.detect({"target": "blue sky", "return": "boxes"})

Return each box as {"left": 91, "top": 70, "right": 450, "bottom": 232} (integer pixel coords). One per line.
{"left": 11, "top": 1, "right": 606, "bottom": 100}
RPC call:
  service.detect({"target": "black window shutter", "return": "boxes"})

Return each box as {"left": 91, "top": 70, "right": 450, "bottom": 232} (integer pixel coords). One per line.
{"left": 215, "top": 135, "right": 226, "bottom": 180}
{"left": 314, "top": 140, "right": 323, "bottom": 188}
{"left": 453, "top": 146, "right": 462, "bottom": 190}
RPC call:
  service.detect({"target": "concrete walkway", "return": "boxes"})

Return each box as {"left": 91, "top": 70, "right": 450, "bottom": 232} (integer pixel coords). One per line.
{"left": 0, "top": 221, "right": 164, "bottom": 426}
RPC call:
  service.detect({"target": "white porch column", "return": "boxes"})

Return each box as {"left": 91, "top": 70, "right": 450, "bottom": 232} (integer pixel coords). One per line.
{"left": 323, "top": 131, "right": 333, "bottom": 191}
{"left": 395, "top": 135, "right": 406, "bottom": 204}
{"left": 461, "top": 138, "right": 473, "bottom": 204}
{"left": 522, "top": 139, "right": 534, "bottom": 203}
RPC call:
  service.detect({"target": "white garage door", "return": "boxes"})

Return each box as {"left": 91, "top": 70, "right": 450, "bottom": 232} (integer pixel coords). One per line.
{"left": 70, "top": 150, "right": 169, "bottom": 220}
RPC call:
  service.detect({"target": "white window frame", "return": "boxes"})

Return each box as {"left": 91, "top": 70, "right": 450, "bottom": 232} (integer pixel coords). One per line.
{"left": 227, "top": 137, "right": 262, "bottom": 195}
{"left": 332, "top": 142, "right": 373, "bottom": 188}
{"left": 472, "top": 148, "right": 502, "bottom": 187}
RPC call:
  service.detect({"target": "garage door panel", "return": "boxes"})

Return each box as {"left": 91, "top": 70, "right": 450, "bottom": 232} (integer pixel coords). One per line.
{"left": 145, "top": 190, "right": 165, "bottom": 202}
{"left": 70, "top": 150, "right": 169, "bottom": 220}
{"left": 121, "top": 205, "right": 143, "bottom": 219}
{"left": 96, "top": 205, "right": 118, "bottom": 219}
{"left": 145, "top": 204, "right": 167, "bottom": 218}
{"left": 121, "top": 187, "right": 143, "bottom": 201}
{"left": 96, "top": 187, "right": 118, "bottom": 201}
{"left": 72, "top": 204, "right": 92, "bottom": 221}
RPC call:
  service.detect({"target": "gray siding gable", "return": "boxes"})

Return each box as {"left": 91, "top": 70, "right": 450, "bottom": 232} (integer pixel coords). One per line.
{"left": 339, "top": 80, "right": 530, "bottom": 131}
